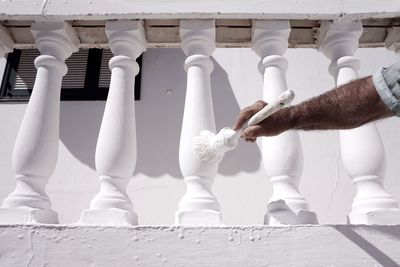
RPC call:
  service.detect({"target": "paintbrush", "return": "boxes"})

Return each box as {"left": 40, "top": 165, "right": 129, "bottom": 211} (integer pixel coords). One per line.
{"left": 193, "top": 90, "right": 295, "bottom": 163}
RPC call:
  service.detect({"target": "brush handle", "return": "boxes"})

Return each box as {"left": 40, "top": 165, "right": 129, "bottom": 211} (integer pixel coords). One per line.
{"left": 247, "top": 90, "right": 295, "bottom": 127}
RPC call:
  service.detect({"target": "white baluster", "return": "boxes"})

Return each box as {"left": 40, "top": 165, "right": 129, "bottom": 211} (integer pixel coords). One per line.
{"left": 175, "top": 19, "right": 222, "bottom": 225}
{"left": 0, "top": 25, "right": 13, "bottom": 57}
{"left": 0, "top": 22, "right": 78, "bottom": 224}
{"left": 319, "top": 21, "right": 400, "bottom": 224}
{"left": 252, "top": 20, "right": 318, "bottom": 225}
{"left": 79, "top": 20, "right": 146, "bottom": 226}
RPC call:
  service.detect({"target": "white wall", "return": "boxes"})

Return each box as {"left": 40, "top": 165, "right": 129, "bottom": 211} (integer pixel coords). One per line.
{"left": 0, "top": 47, "right": 399, "bottom": 225}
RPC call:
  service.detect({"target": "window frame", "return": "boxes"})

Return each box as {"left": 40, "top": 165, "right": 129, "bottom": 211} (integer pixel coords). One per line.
{"left": 0, "top": 48, "right": 142, "bottom": 102}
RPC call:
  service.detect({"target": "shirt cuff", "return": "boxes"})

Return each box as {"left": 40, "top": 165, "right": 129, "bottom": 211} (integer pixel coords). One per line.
{"left": 372, "top": 67, "right": 400, "bottom": 117}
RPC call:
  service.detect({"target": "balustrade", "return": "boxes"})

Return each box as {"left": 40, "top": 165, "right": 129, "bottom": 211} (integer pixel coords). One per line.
{"left": 0, "top": 19, "right": 399, "bottom": 226}
{"left": 0, "top": 22, "right": 78, "bottom": 224}
{"left": 318, "top": 21, "right": 400, "bottom": 224}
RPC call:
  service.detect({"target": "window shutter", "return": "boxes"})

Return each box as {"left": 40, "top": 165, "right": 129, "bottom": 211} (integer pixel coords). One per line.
{"left": 14, "top": 49, "right": 89, "bottom": 91}
{"left": 62, "top": 49, "right": 88, "bottom": 89}
{"left": 14, "top": 49, "right": 38, "bottom": 91}
{"left": 98, "top": 49, "right": 112, "bottom": 89}
{"left": 98, "top": 49, "right": 142, "bottom": 100}
{"left": 0, "top": 48, "right": 141, "bottom": 101}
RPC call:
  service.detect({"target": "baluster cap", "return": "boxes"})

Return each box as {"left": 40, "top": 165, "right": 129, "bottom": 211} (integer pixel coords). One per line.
{"left": 180, "top": 19, "right": 215, "bottom": 57}
{"left": 31, "top": 21, "right": 79, "bottom": 61}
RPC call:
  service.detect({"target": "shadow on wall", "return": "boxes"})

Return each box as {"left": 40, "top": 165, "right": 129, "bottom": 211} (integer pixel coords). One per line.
{"left": 59, "top": 101, "right": 105, "bottom": 170}
{"left": 210, "top": 57, "right": 262, "bottom": 176}
{"left": 60, "top": 48, "right": 261, "bottom": 179}
{"left": 336, "top": 226, "right": 400, "bottom": 267}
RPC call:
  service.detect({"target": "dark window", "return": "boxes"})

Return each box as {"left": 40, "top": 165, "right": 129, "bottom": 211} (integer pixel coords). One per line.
{"left": 0, "top": 48, "right": 142, "bottom": 102}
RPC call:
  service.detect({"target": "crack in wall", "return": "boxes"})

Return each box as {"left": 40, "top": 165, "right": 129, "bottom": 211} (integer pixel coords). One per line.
{"left": 26, "top": 229, "right": 34, "bottom": 267}
{"left": 326, "top": 154, "right": 342, "bottom": 213}
{"left": 40, "top": 0, "right": 50, "bottom": 15}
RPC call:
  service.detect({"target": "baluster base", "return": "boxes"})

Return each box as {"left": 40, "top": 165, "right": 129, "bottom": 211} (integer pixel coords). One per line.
{"left": 175, "top": 210, "right": 223, "bottom": 226}
{"left": 348, "top": 209, "right": 400, "bottom": 225}
{"left": 264, "top": 200, "right": 318, "bottom": 225}
{"left": 0, "top": 207, "right": 58, "bottom": 224}
{"left": 79, "top": 208, "right": 138, "bottom": 226}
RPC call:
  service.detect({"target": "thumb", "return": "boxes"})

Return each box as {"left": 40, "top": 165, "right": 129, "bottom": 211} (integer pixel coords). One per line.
{"left": 241, "top": 125, "right": 265, "bottom": 138}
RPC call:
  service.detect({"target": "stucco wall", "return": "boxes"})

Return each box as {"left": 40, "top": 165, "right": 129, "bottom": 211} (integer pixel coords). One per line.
{"left": 1, "top": 224, "right": 399, "bottom": 266}
{"left": 0, "top": 47, "right": 399, "bottom": 225}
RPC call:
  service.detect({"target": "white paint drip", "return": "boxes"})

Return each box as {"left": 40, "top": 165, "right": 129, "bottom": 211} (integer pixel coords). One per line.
{"left": 249, "top": 228, "right": 255, "bottom": 241}
{"left": 195, "top": 228, "right": 207, "bottom": 244}
{"left": 264, "top": 229, "right": 271, "bottom": 245}
{"left": 257, "top": 232, "right": 262, "bottom": 240}
{"left": 237, "top": 230, "right": 242, "bottom": 245}
{"left": 178, "top": 227, "right": 185, "bottom": 239}
{"left": 228, "top": 229, "right": 234, "bottom": 242}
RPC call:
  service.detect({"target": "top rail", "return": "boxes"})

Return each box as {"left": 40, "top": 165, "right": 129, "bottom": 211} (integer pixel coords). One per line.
{"left": 0, "top": 0, "right": 399, "bottom": 21}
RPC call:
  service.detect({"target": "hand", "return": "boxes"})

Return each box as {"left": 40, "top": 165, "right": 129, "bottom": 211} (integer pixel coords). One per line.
{"left": 233, "top": 100, "right": 293, "bottom": 142}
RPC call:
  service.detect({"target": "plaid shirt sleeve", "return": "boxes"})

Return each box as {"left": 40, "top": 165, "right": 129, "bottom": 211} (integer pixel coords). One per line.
{"left": 373, "top": 61, "right": 400, "bottom": 117}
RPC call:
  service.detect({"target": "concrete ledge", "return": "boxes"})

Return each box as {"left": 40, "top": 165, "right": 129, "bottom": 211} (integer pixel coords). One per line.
{"left": 0, "top": 0, "right": 399, "bottom": 20}
{"left": 0, "top": 224, "right": 399, "bottom": 266}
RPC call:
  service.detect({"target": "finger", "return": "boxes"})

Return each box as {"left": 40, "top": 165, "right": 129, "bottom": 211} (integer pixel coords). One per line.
{"left": 234, "top": 106, "right": 258, "bottom": 130}
{"left": 233, "top": 101, "right": 267, "bottom": 130}
{"left": 241, "top": 125, "right": 265, "bottom": 138}
{"left": 233, "top": 114, "right": 248, "bottom": 131}
{"left": 245, "top": 137, "right": 257, "bottom": 143}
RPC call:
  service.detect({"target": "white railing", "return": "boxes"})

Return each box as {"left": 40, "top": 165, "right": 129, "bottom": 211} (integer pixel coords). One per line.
{"left": 0, "top": 19, "right": 399, "bottom": 226}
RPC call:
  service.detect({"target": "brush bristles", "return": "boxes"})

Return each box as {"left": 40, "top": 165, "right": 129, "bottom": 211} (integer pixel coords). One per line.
{"left": 193, "top": 131, "right": 222, "bottom": 163}
{"left": 193, "top": 128, "right": 239, "bottom": 163}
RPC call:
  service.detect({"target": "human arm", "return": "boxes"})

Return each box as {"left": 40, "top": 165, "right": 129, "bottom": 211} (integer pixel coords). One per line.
{"left": 234, "top": 75, "right": 394, "bottom": 141}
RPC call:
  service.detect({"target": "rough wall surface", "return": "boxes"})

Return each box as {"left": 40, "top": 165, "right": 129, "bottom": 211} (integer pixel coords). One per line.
{"left": 0, "top": 224, "right": 399, "bottom": 266}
